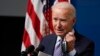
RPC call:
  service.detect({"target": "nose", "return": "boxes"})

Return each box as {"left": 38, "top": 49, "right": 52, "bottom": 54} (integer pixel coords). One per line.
{"left": 56, "top": 21, "right": 61, "bottom": 28}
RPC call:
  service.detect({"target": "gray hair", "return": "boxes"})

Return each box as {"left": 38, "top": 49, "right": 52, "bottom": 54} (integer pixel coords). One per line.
{"left": 52, "top": 2, "right": 76, "bottom": 18}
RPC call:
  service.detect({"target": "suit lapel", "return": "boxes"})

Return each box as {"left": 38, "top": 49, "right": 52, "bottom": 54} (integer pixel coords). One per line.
{"left": 74, "top": 31, "right": 83, "bottom": 54}
{"left": 48, "top": 34, "right": 57, "bottom": 55}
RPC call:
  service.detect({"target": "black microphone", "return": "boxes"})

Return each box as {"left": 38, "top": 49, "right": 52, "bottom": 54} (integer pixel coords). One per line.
{"left": 21, "top": 51, "right": 27, "bottom": 56}
{"left": 21, "top": 45, "right": 35, "bottom": 56}
{"left": 32, "top": 45, "right": 44, "bottom": 56}
{"left": 26, "top": 45, "right": 35, "bottom": 53}
{"left": 61, "top": 41, "right": 68, "bottom": 54}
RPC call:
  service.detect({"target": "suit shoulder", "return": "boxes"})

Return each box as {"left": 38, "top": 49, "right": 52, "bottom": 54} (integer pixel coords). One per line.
{"left": 41, "top": 34, "right": 56, "bottom": 42}
{"left": 75, "top": 33, "right": 95, "bottom": 54}
{"left": 76, "top": 33, "right": 94, "bottom": 45}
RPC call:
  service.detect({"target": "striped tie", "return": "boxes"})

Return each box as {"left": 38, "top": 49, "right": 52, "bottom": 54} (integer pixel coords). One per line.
{"left": 53, "top": 38, "right": 62, "bottom": 56}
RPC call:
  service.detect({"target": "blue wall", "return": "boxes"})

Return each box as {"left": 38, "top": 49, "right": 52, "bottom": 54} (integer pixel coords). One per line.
{"left": 72, "top": 0, "right": 100, "bottom": 56}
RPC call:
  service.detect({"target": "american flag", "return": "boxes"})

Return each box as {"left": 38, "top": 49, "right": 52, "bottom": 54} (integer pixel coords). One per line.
{"left": 21, "top": 0, "right": 70, "bottom": 52}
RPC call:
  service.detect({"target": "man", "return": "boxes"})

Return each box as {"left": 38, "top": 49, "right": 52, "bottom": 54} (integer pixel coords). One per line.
{"left": 38, "top": 2, "right": 94, "bottom": 56}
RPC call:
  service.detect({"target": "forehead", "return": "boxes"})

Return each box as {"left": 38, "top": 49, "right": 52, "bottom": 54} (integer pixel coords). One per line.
{"left": 52, "top": 8, "right": 72, "bottom": 17}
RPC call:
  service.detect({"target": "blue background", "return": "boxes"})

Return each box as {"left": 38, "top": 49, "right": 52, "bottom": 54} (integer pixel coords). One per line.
{"left": 71, "top": 0, "right": 100, "bottom": 56}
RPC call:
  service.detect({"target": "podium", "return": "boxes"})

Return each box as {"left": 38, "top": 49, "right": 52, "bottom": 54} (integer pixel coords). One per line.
{"left": 38, "top": 51, "right": 51, "bottom": 56}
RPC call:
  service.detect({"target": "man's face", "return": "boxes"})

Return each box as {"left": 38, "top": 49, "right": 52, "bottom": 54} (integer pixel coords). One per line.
{"left": 52, "top": 8, "right": 75, "bottom": 37}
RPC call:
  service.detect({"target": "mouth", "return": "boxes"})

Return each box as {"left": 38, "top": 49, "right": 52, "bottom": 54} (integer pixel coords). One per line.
{"left": 55, "top": 29, "right": 64, "bottom": 33}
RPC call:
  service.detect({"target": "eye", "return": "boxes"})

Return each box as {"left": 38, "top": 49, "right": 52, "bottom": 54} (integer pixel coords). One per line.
{"left": 61, "top": 19, "right": 67, "bottom": 22}
{"left": 53, "top": 18, "right": 58, "bottom": 21}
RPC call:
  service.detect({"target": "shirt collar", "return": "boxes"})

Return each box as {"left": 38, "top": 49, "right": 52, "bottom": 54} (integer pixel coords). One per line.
{"left": 56, "top": 36, "right": 62, "bottom": 42}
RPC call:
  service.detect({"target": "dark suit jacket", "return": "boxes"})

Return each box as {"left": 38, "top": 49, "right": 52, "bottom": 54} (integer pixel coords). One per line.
{"left": 39, "top": 32, "right": 94, "bottom": 56}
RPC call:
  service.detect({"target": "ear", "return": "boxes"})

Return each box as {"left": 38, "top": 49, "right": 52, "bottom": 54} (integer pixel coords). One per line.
{"left": 72, "top": 17, "right": 76, "bottom": 26}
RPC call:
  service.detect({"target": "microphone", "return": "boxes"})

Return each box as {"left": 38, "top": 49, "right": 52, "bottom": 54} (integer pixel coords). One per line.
{"left": 21, "top": 45, "right": 35, "bottom": 56}
{"left": 61, "top": 41, "right": 67, "bottom": 54}
{"left": 32, "top": 45, "right": 44, "bottom": 56}
{"left": 26, "top": 45, "right": 35, "bottom": 53}
{"left": 21, "top": 51, "right": 27, "bottom": 56}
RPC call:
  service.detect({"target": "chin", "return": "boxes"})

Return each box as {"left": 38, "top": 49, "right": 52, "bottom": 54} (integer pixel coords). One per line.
{"left": 56, "top": 33, "right": 64, "bottom": 37}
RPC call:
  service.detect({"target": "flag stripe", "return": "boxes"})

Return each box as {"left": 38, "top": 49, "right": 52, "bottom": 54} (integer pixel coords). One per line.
{"left": 25, "top": 13, "right": 40, "bottom": 47}
{"left": 23, "top": 29, "right": 32, "bottom": 48}
{"left": 27, "top": 0, "right": 42, "bottom": 40}
{"left": 44, "top": 8, "right": 53, "bottom": 32}
{"left": 31, "top": 0, "right": 50, "bottom": 37}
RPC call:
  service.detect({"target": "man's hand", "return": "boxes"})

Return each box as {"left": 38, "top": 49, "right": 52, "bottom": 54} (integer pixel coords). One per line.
{"left": 64, "top": 31, "right": 76, "bottom": 52}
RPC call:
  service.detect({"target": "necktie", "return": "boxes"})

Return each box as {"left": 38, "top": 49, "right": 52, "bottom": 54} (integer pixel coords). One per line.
{"left": 53, "top": 38, "right": 62, "bottom": 56}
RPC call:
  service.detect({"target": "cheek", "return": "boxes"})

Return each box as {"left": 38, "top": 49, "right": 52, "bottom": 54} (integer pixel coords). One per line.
{"left": 65, "top": 23, "right": 73, "bottom": 32}
{"left": 62, "top": 23, "right": 72, "bottom": 30}
{"left": 61, "top": 22, "right": 68, "bottom": 27}
{"left": 62, "top": 24, "right": 68, "bottom": 29}
{"left": 52, "top": 20, "right": 56, "bottom": 28}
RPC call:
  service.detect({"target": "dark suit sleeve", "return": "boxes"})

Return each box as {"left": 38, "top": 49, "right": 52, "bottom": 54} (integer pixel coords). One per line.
{"left": 75, "top": 41, "right": 95, "bottom": 56}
